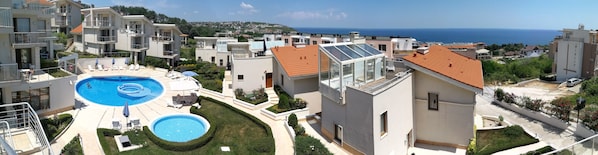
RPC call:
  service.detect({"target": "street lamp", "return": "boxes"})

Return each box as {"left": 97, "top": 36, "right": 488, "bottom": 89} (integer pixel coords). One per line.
{"left": 575, "top": 96, "right": 586, "bottom": 123}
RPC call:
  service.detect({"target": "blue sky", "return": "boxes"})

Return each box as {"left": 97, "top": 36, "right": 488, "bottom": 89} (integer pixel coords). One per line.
{"left": 82, "top": 0, "right": 598, "bottom": 30}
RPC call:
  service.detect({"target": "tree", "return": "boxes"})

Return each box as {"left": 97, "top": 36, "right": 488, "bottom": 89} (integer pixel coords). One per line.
{"left": 54, "top": 32, "right": 68, "bottom": 45}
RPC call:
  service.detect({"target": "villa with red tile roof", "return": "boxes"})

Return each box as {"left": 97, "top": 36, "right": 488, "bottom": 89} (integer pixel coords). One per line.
{"left": 272, "top": 45, "right": 322, "bottom": 113}
{"left": 318, "top": 36, "right": 483, "bottom": 154}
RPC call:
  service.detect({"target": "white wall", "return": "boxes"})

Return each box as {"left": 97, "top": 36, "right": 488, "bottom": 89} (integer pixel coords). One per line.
{"left": 372, "top": 74, "right": 413, "bottom": 155}
{"left": 6, "top": 75, "right": 77, "bottom": 115}
{"left": 232, "top": 57, "right": 273, "bottom": 92}
{"left": 0, "top": 34, "right": 12, "bottom": 63}
{"left": 555, "top": 40, "right": 584, "bottom": 81}
{"left": 413, "top": 71, "right": 475, "bottom": 104}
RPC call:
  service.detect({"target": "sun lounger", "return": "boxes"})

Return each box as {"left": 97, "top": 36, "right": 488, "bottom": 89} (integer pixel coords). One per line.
{"left": 87, "top": 65, "right": 95, "bottom": 72}
{"left": 119, "top": 66, "right": 125, "bottom": 70}
{"left": 97, "top": 64, "right": 104, "bottom": 71}
{"left": 134, "top": 64, "right": 140, "bottom": 71}
{"left": 111, "top": 65, "right": 118, "bottom": 71}
{"left": 129, "top": 64, "right": 135, "bottom": 71}
{"left": 166, "top": 100, "right": 182, "bottom": 109}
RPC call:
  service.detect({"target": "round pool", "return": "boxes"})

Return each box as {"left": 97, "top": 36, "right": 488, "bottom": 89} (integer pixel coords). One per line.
{"left": 76, "top": 76, "right": 164, "bottom": 106}
{"left": 150, "top": 114, "right": 210, "bottom": 142}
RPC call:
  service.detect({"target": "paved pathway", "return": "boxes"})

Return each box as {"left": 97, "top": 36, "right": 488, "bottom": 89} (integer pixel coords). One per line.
{"left": 475, "top": 87, "right": 582, "bottom": 153}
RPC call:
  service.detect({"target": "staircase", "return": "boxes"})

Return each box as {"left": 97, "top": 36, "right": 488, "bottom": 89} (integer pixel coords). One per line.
{"left": 265, "top": 87, "right": 279, "bottom": 105}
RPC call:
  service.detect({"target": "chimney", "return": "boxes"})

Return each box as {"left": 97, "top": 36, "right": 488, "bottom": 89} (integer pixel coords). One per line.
{"left": 349, "top": 31, "right": 365, "bottom": 44}
{"left": 579, "top": 24, "right": 585, "bottom": 30}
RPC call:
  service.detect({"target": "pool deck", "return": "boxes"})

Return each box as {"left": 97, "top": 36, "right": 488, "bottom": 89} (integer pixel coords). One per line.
{"left": 49, "top": 67, "right": 299, "bottom": 155}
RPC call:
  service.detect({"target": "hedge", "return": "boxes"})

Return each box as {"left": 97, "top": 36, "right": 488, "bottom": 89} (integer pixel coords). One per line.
{"left": 41, "top": 113, "right": 73, "bottom": 141}
{"left": 295, "top": 136, "right": 333, "bottom": 155}
{"left": 200, "top": 96, "right": 274, "bottom": 137}
{"left": 142, "top": 124, "right": 217, "bottom": 151}
{"left": 96, "top": 128, "right": 121, "bottom": 155}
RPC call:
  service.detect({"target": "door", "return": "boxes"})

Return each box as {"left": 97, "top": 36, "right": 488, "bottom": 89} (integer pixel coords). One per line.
{"left": 265, "top": 73, "right": 273, "bottom": 88}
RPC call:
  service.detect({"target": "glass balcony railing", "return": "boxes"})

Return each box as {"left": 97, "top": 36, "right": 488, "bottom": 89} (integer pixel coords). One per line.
{"left": 85, "top": 19, "right": 112, "bottom": 27}
{"left": 11, "top": 32, "right": 46, "bottom": 44}
{"left": 12, "top": 0, "right": 54, "bottom": 16}
{"left": 97, "top": 36, "right": 116, "bottom": 42}
{"left": 0, "top": 7, "right": 12, "bottom": 28}
{"left": 546, "top": 134, "right": 598, "bottom": 154}
{"left": 0, "top": 63, "right": 21, "bottom": 82}
{"left": 131, "top": 42, "right": 148, "bottom": 49}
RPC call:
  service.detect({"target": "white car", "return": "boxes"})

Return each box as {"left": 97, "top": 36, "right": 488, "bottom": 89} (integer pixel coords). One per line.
{"left": 566, "top": 78, "right": 582, "bottom": 87}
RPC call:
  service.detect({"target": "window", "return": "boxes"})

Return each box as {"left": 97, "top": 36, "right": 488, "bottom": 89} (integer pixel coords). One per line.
{"left": 313, "top": 41, "right": 317, "bottom": 45}
{"left": 14, "top": 18, "right": 30, "bottom": 32}
{"left": 12, "top": 87, "right": 50, "bottom": 111}
{"left": 219, "top": 59, "right": 223, "bottom": 66}
{"left": 284, "top": 39, "right": 289, "bottom": 44}
{"left": 238, "top": 75, "right": 244, "bottom": 80}
{"left": 428, "top": 92, "right": 439, "bottom": 110}
{"left": 334, "top": 124, "right": 343, "bottom": 143}
{"left": 211, "top": 57, "right": 215, "bottom": 63}
{"left": 380, "top": 112, "right": 388, "bottom": 136}
{"left": 198, "top": 57, "right": 202, "bottom": 61}
{"left": 379, "top": 44, "right": 387, "bottom": 51}
{"left": 281, "top": 74, "right": 284, "bottom": 86}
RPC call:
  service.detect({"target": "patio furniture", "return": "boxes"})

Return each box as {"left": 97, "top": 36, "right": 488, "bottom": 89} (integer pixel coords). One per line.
{"left": 134, "top": 64, "right": 140, "bottom": 71}
{"left": 129, "top": 65, "right": 135, "bottom": 71}
{"left": 112, "top": 119, "right": 121, "bottom": 130}
{"left": 166, "top": 100, "right": 182, "bottom": 109}
{"left": 129, "top": 117, "right": 141, "bottom": 129}
{"left": 87, "top": 65, "right": 95, "bottom": 72}
{"left": 119, "top": 135, "right": 131, "bottom": 147}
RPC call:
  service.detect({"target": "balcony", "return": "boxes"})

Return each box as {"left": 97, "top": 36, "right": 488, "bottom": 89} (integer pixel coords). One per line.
{"left": 12, "top": 0, "right": 54, "bottom": 18}
{"left": 54, "top": 18, "right": 68, "bottom": 27}
{"left": 85, "top": 19, "right": 113, "bottom": 28}
{"left": 152, "top": 36, "right": 172, "bottom": 42}
{"left": 97, "top": 36, "right": 116, "bottom": 42}
{"left": 11, "top": 32, "right": 47, "bottom": 47}
{"left": 0, "top": 63, "right": 21, "bottom": 83}
{"left": 131, "top": 42, "right": 149, "bottom": 50}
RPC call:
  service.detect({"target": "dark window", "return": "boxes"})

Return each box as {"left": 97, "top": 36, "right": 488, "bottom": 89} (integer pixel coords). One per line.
{"left": 428, "top": 92, "right": 439, "bottom": 110}
{"left": 335, "top": 124, "right": 343, "bottom": 143}
{"left": 219, "top": 59, "right": 223, "bottom": 66}
{"left": 211, "top": 57, "right": 215, "bottom": 63}
{"left": 284, "top": 39, "right": 288, "bottom": 44}
{"left": 198, "top": 56, "right": 202, "bottom": 61}
{"left": 379, "top": 44, "right": 387, "bottom": 51}
{"left": 312, "top": 41, "right": 317, "bottom": 45}
{"left": 381, "top": 111, "right": 387, "bottom": 136}
{"left": 12, "top": 87, "right": 50, "bottom": 111}
{"left": 281, "top": 74, "right": 284, "bottom": 86}
{"left": 238, "top": 75, "right": 244, "bottom": 80}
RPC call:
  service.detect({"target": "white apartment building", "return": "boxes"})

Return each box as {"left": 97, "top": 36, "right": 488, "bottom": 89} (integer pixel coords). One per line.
{"left": 195, "top": 37, "right": 237, "bottom": 67}
{"left": 76, "top": 7, "right": 181, "bottom": 65}
{"left": 49, "top": 0, "right": 82, "bottom": 34}
{"left": 230, "top": 40, "right": 285, "bottom": 93}
{"left": 553, "top": 24, "right": 597, "bottom": 81}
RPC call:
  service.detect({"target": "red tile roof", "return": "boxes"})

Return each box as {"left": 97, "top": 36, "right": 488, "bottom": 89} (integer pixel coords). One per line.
{"left": 403, "top": 45, "right": 484, "bottom": 90}
{"left": 271, "top": 45, "right": 319, "bottom": 77}
{"left": 70, "top": 24, "right": 82, "bottom": 34}
{"left": 27, "top": 0, "right": 53, "bottom": 6}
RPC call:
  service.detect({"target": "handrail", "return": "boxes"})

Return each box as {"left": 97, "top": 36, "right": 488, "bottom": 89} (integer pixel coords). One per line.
{"left": 0, "top": 136, "right": 16, "bottom": 155}
{"left": 0, "top": 121, "right": 14, "bottom": 149}
{"left": 544, "top": 133, "right": 598, "bottom": 155}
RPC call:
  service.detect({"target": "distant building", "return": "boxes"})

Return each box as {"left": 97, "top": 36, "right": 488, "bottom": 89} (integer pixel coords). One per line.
{"left": 551, "top": 24, "right": 598, "bottom": 81}
{"left": 50, "top": 0, "right": 83, "bottom": 34}
{"left": 521, "top": 45, "right": 545, "bottom": 58}
{"left": 439, "top": 42, "right": 486, "bottom": 60}
{"left": 194, "top": 37, "right": 237, "bottom": 67}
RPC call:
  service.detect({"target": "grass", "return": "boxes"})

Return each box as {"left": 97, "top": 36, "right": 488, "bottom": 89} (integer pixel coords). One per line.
{"left": 99, "top": 99, "right": 274, "bottom": 155}
{"left": 521, "top": 146, "right": 555, "bottom": 155}
{"left": 61, "top": 135, "right": 83, "bottom": 155}
{"left": 475, "top": 125, "right": 539, "bottom": 155}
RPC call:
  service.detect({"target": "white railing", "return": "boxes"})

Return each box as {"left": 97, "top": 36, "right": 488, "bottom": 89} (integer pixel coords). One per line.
{"left": 97, "top": 36, "right": 116, "bottom": 42}
{"left": 0, "top": 102, "right": 53, "bottom": 155}
{"left": 0, "top": 7, "right": 12, "bottom": 28}
{"left": 11, "top": 32, "right": 46, "bottom": 44}
{"left": 12, "top": 0, "right": 54, "bottom": 16}
{"left": 54, "top": 18, "right": 67, "bottom": 26}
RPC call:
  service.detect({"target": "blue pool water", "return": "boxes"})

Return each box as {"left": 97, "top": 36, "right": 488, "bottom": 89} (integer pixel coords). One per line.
{"left": 151, "top": 114, "right": 210, "bottom": 142}
{"left": 76, "top": 76, "right": 164, "bottom": 106}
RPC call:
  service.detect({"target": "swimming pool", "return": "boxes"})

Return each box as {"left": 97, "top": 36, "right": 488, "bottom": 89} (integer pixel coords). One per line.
{"left": 76, "top": 76, "right": 164, "bottom": 106}
{"left": 151, "top": 114, "right": 210, "bottom": 142}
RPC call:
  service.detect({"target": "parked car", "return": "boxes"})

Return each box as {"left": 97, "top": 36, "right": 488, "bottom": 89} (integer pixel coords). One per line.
{"left": 566, "top": 78, "right": 582, "bottom": 87}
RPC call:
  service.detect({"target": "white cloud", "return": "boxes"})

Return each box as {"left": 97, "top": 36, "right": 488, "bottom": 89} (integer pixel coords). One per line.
{"left": 235, "top": 2, "right": 258, "bottom": 15}
{"left": 278, "top": 9, "right": 348, "bottom": 20}
{"left": 193, "top": 11, "right": 199, "bottom": 14}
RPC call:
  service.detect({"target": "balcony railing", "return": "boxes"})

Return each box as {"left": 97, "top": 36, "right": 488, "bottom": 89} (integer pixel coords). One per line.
{"left": 547, "top": 134, "right": 598, "bottom": 154}
{"left": 152, "top": 36, "right": 172, "bottom": 42}
{"left": 0, "top": 7, "right": 12, "bottom": 28}
{"left": 97, "top": 36, "right": 116, "bottom": 42}
{"left": 0, "top": 63, "right": 21, "bottom": 82}
{"left": 12, "top": 0, "right": 54, "bottom": 16}
{"left": 54, "top": 18, "right": 67, "bottom": 26}
{"left": 163, "top": 50, "right": 174, "bottom": 56}
{"left": 85, "top": 19, "right": 112, "bottom": 27}
{"left": 131, "top": 42, "right": 149, "bottom": 49}
{"left": 11, "top": 32, "right": 46, "bottom": 45}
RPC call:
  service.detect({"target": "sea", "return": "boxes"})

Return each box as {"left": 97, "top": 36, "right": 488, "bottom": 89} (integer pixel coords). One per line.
{"left": 293, "top": 28, "right": 562, "bottom": 45}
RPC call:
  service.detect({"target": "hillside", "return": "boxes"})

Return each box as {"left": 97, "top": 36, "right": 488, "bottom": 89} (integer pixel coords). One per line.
{"left": 110, "top": 6, "right": 294, "bottom": 37}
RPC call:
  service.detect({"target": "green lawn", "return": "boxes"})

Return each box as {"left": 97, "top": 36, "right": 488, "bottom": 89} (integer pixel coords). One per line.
{"left": 475, "top": 125, "right": 539, "bottom": 155}
{"left": 100, "top": 99, "right": 274, "bottom": 155}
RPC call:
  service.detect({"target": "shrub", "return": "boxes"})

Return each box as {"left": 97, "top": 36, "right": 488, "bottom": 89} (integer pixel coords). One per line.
{"left": 495, "top": 88, "right": 505, "bottom": 101}
{"left": 295, "top": 136, "right": 333, "bottom": 155}
{"left": 550, "top": 97, "right": 573, "bottom": 121}
{"left": 525, "top": 99, "right": 545, "bottom": 112}
{"left": 467, "top": 125, "right": 477, "bottom": 155}
{"left": 288, "top": 113, "right": 298, "bottom": 128}
{"left": 279, "top": 94, "right": 290, "bottom": 109}
{"left": 61, "top": 135, "right": 83, "bottom": 155}
{"left": 143, "top": 125, "right": 217, "bottom": 151}
{"left": 234, "top": 88, "right": 244, "bottom": 97}
{"left": 41, "top": 114, "right": 73, "bottom": 141}
{"left": 522, "top": 146, "right": 555, "bottom": 155}
{"left": 502, "top": 125, "right": 524, "bottom": 137}
{"left": 143, "top": 56, "right": 169, "bottom": 69}
{"left": 503, "top": 93, "right": 516, "bottom": 104}
{"left": 294, "top": 125, "right": 305, "bottom": 136}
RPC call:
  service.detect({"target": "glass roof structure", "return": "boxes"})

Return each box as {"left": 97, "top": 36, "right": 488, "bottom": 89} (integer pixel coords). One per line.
{"left": 319, "top": 43, "right": 386, "bottom": 103}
